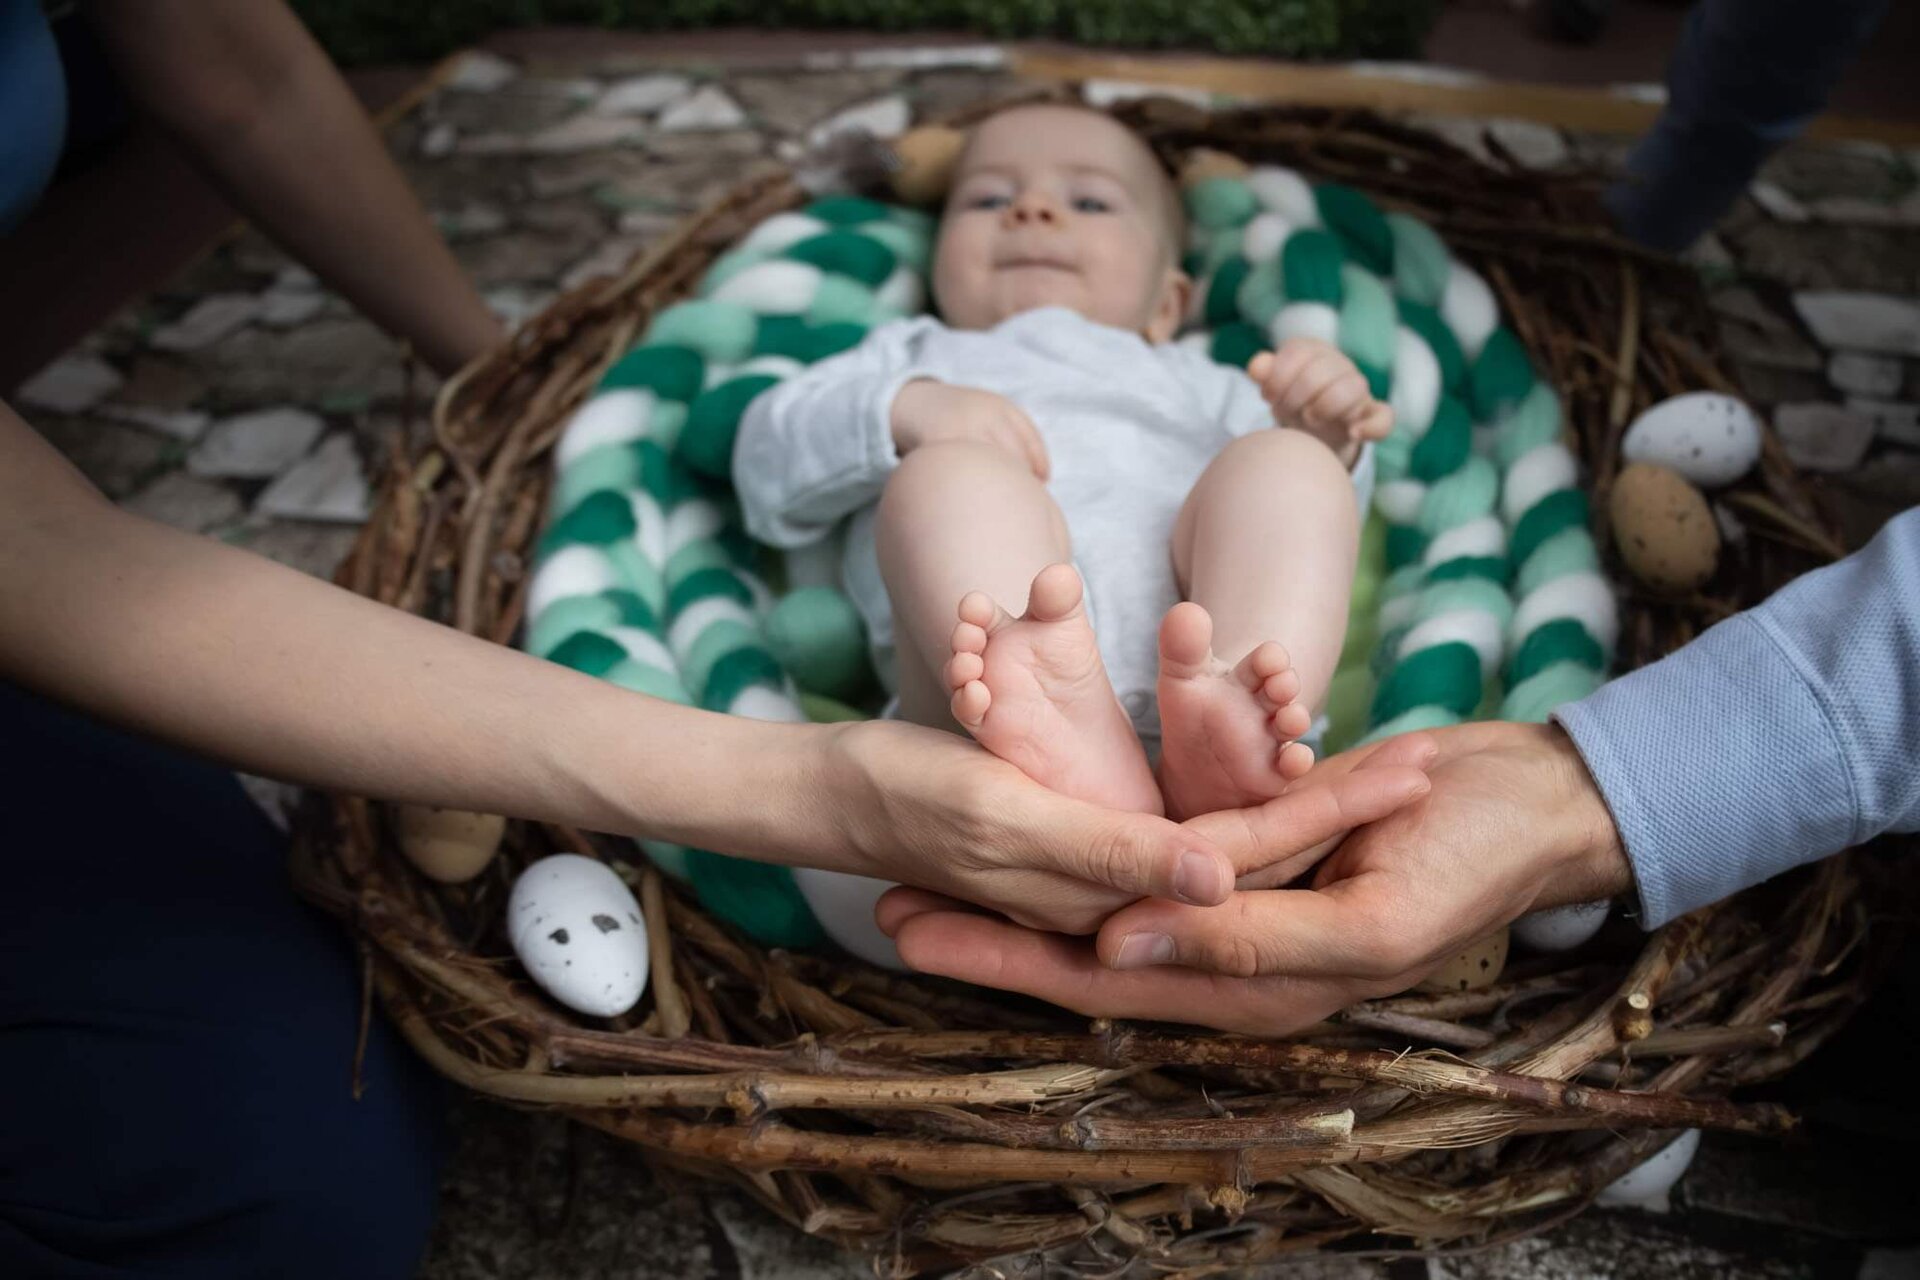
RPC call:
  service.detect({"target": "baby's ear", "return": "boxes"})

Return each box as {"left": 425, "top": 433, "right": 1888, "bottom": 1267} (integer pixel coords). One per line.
{"left": 1144, "top": 266, "right": 1193, "bottom": 344}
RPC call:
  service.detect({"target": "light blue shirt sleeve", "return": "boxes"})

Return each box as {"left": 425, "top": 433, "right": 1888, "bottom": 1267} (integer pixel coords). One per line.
{"left": 1554, "top": 505, "right": 1920, "bottom": 927}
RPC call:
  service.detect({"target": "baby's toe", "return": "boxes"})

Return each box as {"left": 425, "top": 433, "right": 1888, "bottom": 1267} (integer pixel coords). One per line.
{"left": 951, "top": 618, "right": 989, "bottom": 657}
{"left": 951, "top": 680, "right": 992, "bottom": 728}
{"left": 1273, "top": 701, "right": 1313, "bottom": 740}
{"left": 1239, "top": 640, "right": 1292, "bottom": 685}
{"left": 957, "top": 590, "right": 1001, "bottom": 631}
{"left": 1157, "top": 602, "right": 1215, "bottom": 673}
{"left": 1276, "top": 740, "right": 1315, "bottom": 779}
{"left": 1024, "top": 564, "right": 1084, "bottom": 623}
{"left": 945, "top": 650, "right": 984, "bottom": 691}
{"left": 1261, "top": 667, "right": 1302, "bottom": 707}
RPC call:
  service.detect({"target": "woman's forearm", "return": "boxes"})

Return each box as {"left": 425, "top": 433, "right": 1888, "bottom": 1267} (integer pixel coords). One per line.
{"left": 0, "top": 408, "right": 863, "bottom": 867}
{"left": 83, "top": 0, "right": 501, "bottom": 375}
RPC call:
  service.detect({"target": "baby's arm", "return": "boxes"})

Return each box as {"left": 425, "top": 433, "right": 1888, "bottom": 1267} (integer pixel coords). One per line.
{"left": 1247, "top": 340, "right": 1393, "bottom": 469}
{"left": 732, "top": 321, "right": 931, "bottom": 548}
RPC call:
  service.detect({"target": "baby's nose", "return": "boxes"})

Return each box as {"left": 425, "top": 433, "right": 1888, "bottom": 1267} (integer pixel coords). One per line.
{"left": 1005, "top": 192, "right": 1061, "bottom": 226}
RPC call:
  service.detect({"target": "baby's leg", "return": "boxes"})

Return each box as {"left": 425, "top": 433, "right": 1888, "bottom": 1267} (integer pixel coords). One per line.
{"left": 1156, "top": 429, "right": 1359, "bottom": 819}
{"left": 875, "top": 441, "right": 1160, "bottom": 814}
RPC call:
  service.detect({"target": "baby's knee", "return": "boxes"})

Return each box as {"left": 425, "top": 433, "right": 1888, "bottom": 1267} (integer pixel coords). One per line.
{"left": 880, "top": 442, "right": 1035, "bottom": 521}
{"left": 1214, "top": 430, "right": 1358, "bottom": 507}
{"left": 1221, "top": 426, "right": 1347, "bottom": 475}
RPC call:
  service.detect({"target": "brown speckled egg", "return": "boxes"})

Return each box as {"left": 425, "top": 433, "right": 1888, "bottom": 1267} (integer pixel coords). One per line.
{"left": 887, "top": 125, "right": 967, "bottom": 206}
{"left": 1609, "top": 462, "right": 1720, "bottom": 594}
{"left": 1179, "top": 148, "right": 1250, "bottom": 188}
{"left": 397, "top": 805, "right": 504, "bottom": 884}
{"left": 1416, "top": 927, "right": 1510, "bottom": 993}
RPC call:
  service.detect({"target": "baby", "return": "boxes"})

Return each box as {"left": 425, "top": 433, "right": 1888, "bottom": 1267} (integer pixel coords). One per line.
{"left": 736, "top": 104, "right": 1392, "bottom": 820}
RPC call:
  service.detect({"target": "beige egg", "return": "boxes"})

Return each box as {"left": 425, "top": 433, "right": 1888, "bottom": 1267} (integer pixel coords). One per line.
{"left": 1179, "top": 147, "right": 1250, "bottom": 188}
{"left": 1416, "top": 927, "right": 1510, "bottom": 993}
{"left": 1609, "top": 462, "right": 1720, "bottom": 594}
{"left": 887, "top": 125, "right": 967, "bottom": 206}
{"left": 396, "top": 805, "right": 504, "bottom": 884}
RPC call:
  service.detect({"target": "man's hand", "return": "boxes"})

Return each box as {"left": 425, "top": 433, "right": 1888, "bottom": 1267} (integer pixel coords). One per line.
{"left": 848, "top": 720, "right": 1433, "bottom": 936}
{"left": 890, "top": 381, "right": 1051, "bottom": 480}
{"left": 877, "top": 722, "right": 1632, "bottom": 1033}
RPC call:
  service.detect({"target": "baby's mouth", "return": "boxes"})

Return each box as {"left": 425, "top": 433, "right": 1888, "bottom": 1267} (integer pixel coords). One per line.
{"left": 998, "top": 255, "right": 1077, "bottom": 274}
{"left": 998, "top": 259, "right": 1075, "bottom": 276}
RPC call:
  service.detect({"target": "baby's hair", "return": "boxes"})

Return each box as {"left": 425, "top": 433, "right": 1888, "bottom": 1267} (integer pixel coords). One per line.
{"left": 956, "top": 102, "right": 1188, "bottom": 267}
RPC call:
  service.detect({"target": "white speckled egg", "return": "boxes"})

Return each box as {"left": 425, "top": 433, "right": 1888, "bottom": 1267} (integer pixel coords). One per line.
{"left": 1512, "top": 900, "right": 1611, "bottom": 952}
{"left": 792, "top": 867, "right": 907, "bottom": 971}
{"left": 1596, "top": 1129, "right": 1701, "bottom": 1213}
{"left": 508, "top": 854, "right": 650, "bottom": 1017}
{"left": 1621, "top": 393, "right": 1762, "bottom": 488}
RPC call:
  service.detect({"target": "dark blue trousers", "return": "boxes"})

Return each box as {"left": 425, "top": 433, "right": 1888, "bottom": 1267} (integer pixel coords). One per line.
{"left": 1607, "top": 0, "right": 1893, "bottom": 251}
{"left": 0, "top": 683, "right": 445, "bottom": 1278}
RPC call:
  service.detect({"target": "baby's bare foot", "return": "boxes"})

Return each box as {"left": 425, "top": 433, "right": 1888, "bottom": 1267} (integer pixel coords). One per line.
{"left": 1155, "top": 602, "right": 1314, "bottom": 820}
{"left": 945, "top": 564, "right": 1161, "bottom": 814}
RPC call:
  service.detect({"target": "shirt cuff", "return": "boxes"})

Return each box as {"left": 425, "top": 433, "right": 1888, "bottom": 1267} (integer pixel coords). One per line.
{"left": 861, "top": 369, "right": 923, "bottom": 479}
{"left": 1348, "top": 439, "right": 1376, "bottom": 512}
{"left": 1552, "top": 612, "right": 1856, "bottom": 928}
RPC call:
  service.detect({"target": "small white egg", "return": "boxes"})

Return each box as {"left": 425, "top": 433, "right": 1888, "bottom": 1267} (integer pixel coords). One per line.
{"left": 1512, "top": 900, "right": 1610, "bottom": 951}
{"left": 791, "top": 867, "right": 907, "bottom": 971}
{"left": 508, "top": 854, "right": 651, "bottom": 1017}
{"left": 1596, "top": 1129, "right": 1702, "bottom": 1213}
{"left": 1621, "top": 392, "right": 1762, "bottom": 489}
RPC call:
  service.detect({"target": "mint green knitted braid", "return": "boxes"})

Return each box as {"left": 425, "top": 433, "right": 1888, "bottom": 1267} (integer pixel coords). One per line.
{"left": 1181, "top": 166, "right": 1613, "bottom": 752}
{"left": 525, "top": 198, "right": 933, "bottom": 947}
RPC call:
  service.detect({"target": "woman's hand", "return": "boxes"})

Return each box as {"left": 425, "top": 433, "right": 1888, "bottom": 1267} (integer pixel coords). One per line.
{"left": 876, "top": 722, "right": 1632, "bottom": 1030}
{"left": 826, "top": 718, "right": 1433, "bottom": 934}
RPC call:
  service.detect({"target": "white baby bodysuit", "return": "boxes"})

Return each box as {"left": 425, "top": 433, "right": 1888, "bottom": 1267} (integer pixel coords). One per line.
{"left": 732, "top": 306, "right": 1374, "bottom": 746}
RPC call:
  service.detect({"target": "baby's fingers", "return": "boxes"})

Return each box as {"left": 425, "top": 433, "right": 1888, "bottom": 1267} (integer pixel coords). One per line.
{"left": 1277, "top": 351, "right": 1355, "bottom": 422}
{"left": 1254, "top": 341, "right": 1321, "bottom": 403}
{"left": 1350, "top": 400, "right": 1395, "bottom": 442}
{"left": 1299, "top": 371, "right": 1371, "bottom": 431}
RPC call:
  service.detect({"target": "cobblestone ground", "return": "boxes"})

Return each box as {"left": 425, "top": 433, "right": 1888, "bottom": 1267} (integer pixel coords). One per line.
{"left": 11, "top": 43, "right": 1920, "bottom": 1280}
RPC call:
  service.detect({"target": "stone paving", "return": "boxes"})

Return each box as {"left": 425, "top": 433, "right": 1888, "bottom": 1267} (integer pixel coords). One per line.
{"left": 9, "top": 42, "right": 1920, "bottom": 1280}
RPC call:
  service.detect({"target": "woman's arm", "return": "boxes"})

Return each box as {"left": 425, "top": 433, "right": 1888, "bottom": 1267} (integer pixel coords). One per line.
{"left": 81, "top": 0, "right": 500, "bottom": 374}
{"left": 0, "top": 404, "right": 802, "bottom": 849}
{"left": 11, "top": 405, "right": 1416, "bottom": 925}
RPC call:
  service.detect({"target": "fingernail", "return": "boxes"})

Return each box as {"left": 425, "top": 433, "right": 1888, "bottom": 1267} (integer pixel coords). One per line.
{"left": 1173, "top": 850, "right": 1223, "bottom": 904}
{"left": 1111, "top": 932, "right": 1176, "bottom": 970}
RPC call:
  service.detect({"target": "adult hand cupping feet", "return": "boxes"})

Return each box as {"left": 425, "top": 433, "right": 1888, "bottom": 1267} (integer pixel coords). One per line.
{"left": 876, "top": 722, "right": 1633, "bottom": 1035}
{"left": 832, "top": 717, "right": 1434, "bottom": 937}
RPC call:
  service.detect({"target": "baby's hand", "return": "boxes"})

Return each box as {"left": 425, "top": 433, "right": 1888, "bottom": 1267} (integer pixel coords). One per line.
{"left": 890, "top": 380, "right": 1051, "bottom": 480}
{"left": 1248, "top": 340, "right": 1394, "bottom": 468}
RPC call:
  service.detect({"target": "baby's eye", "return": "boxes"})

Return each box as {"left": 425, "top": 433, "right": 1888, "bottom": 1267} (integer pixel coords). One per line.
{"left": 965, "top": 193, "right": 1010, "bottom": 210}
{"left": 1071, "top": 195, "right": 1113, "bottom": 214}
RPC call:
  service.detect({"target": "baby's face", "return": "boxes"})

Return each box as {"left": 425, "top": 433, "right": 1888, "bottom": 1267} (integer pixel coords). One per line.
{"left": 932, "top": 107, "right": 1190, "bottom": 341}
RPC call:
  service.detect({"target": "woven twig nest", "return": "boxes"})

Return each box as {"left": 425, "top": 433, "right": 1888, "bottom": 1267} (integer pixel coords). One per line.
{"left": 292, "top": 98, "right": 1878, "bottom": 1274}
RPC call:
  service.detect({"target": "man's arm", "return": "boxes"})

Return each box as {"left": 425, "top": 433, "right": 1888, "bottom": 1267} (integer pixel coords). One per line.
{"left": 82, "top": 0, "right": 501, "bottom": 374}
{"left": 1556, "top": 506, "right": 1920, "bottom": 925}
